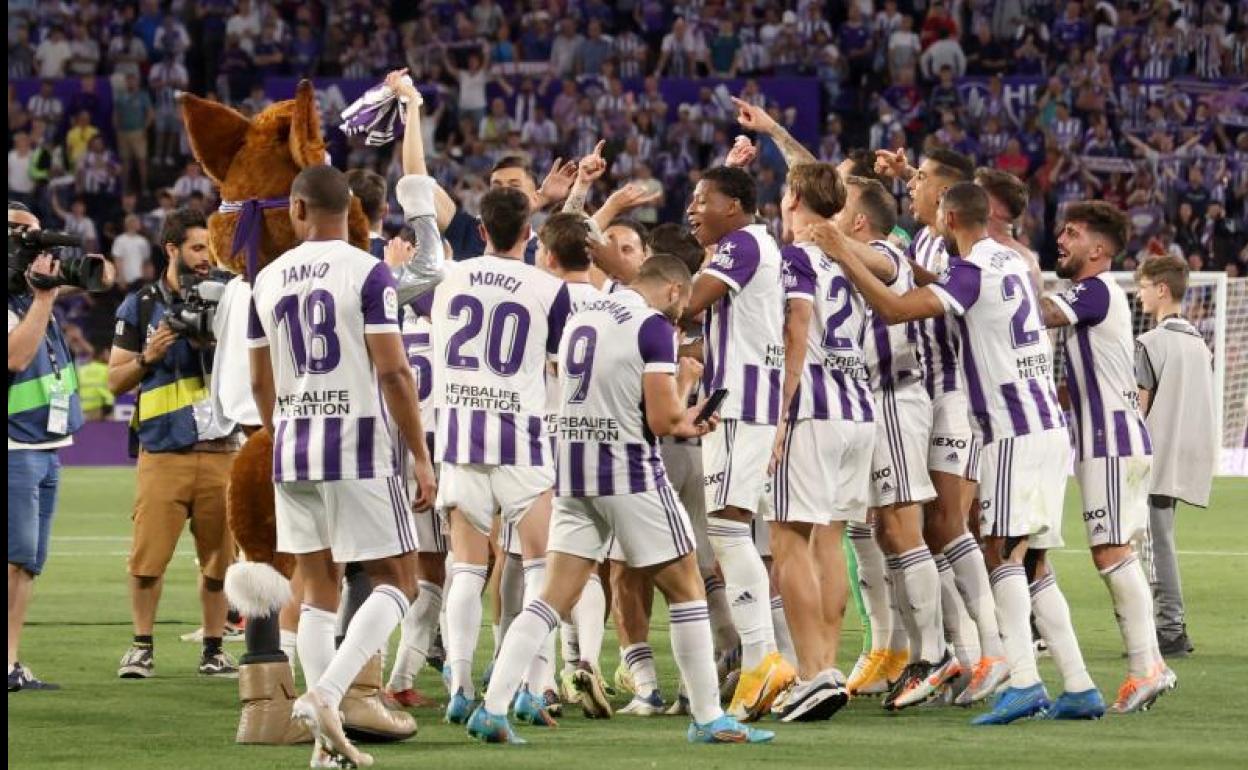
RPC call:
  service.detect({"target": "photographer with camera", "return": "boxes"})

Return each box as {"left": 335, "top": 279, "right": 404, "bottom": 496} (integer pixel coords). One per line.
{"left": 107, "top": 208, "right": 239, "bottom": 680}
{"left": 8, "top": 201, "right": 112, "bottom": 692}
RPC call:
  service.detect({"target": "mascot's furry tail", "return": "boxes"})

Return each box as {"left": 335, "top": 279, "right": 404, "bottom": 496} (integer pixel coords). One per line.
{"left": 224, "top": 561, "right": 291, "bottom": 619}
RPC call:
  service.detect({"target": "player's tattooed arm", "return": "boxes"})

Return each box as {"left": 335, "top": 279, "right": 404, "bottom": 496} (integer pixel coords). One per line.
{"left": 1039, "top": 296, "right": 1072, "bottom": 329}
{"left": 564, "top": 141, "right": 607, "bottom": 216}
{"left": 731, "top": 96, "right": 815, "bottom": 169}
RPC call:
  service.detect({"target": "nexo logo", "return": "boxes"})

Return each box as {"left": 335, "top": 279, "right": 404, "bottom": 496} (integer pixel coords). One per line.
{"left": 704, "top": 472, "right": 725, "bottom": 487}
{"left": 871, "top": 468, "right": 892, "bottom": 481}
{"left": 1082, "top": 508, "right": 1108, "bottom": 522}
{"left": 933, "top": 437, "right": 968, "bottom": 449}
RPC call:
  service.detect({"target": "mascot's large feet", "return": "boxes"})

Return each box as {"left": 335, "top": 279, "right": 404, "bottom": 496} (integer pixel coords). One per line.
{"left": 236, "top": 660, "right": 313, "bottom": 744}
{"left": 342, "top": 655, "right": 419, "bottom": 743}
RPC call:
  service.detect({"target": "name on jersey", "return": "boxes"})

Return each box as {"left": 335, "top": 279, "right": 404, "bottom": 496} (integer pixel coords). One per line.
{"left": 765, "top": 343, "right": 785, "bottom": 369}
{"left": 277, "top": 389, "right": 351, "bottom": 416}
{"left": 580, "top": 299, "right": 633, "bottom": 324}
{"left": 1014, "top": 352, "right": 1052, "bottom": 380}
{"left": 823, "top": 353, "right": 867, "bottom": 379}
{"left": 558, "top": 416, "right": 621, "bottom": 442}
{"left": 469, "top": 271, "right": 522, "bottom": 293}
{"left": 281, "top": 261, "right": 331, "bottom": 286}
{"left": 445, "top": 382, "right": 520, "bottom": 412}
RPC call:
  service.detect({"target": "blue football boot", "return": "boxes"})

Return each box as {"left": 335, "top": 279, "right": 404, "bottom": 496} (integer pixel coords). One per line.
{"left": 687, "top": 714, "right": 775, "bottom": 744}
{"left": 445, "top": 687, "right": 477, "bottom": 724}
{"left": 512, "top": 688, "right": 558, "bottom": 727}
{"left": 1045, "top": 688, "right": 1106, "bottom": 720}
{"left": 970, "top": 683, "right": 1052, "bottom": 725}
{"left": 466, "top": 705, "right": 526, "bottom": 744}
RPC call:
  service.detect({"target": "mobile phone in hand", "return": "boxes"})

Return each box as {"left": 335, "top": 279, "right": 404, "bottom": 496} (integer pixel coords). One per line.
{"left": 695, "top": 388, "right": 729, "bottom": 425}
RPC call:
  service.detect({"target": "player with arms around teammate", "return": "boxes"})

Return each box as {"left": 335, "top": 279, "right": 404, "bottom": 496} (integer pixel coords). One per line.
{"left": 248, "top": 165, "right": 437, "bottom": 768}
{"left": 466, "top": 256, "right": 774, "bottom": 745}
{"left": 684, "top": 166, "right": 797, "bottom": 721}
{"left": 813, "top": 183, "right": 1093, "bottom": 725}
{"left": 768, "top": 162, "right": 869, "bottom": 721}
{"left": 425, "top": 186, "right": 572, "bottom": 725}
{"left": 1041, "top": 202, "right": 1174, "bottom": 712}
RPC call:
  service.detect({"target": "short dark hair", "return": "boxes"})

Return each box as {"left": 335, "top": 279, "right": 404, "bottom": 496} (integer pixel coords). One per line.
{"left": 845, "top": 149, "right": 881, "bottom": 181}
{"left": 1136, "top": 254, "right": 1189, "bottom": 301}
{"left": 647, "top": 223, "right": 704, "bottom": 275}
{"left": 8, "top": 201, "right": 32, "bottom": 214}
{"left": 939, "top": 182, "right": 990, "bottom": 227}
{"left": 926, "top": 148, "right": 975, "bottom": 183}
{"left": 606, "top": 217, "right": 649, "bottom": 247}
{"left": 491, "top": 155, "right": 538, "bottom": 185}
{"left": 479, "top": 187, "right": 531, "bottom": 252}
{"left": 539, "top": 212, "right": 591, "bottom": 271}
{"left": 291, "top": 165, "right": 351, "bottom": 214}
{"left": 975, "top": 167, "right": 1029, "bottom": 219}
{"left": 161, "top": 207, "right": 208, "bottom": 248}
{"left": 345, "top": 168, "right": 387, "bottom": 224}
{"left": 1062, "top": 200, "right": 1130, "bottom": 256}
{"left": 636, "top": 253, "right": 693, "bottom": 289}
{"left": 703, "top": 166, "right": 757, "bottom": 215}
{"left": 787, "top": 162, "right": 847, "bottom": 218}
{"left": 844, "top": 176, "right": 897, "bottom": 237}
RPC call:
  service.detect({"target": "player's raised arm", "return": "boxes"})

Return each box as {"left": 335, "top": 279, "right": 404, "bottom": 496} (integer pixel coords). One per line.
{"left": 808, "top": 221, "right": 945, "bottom": 324}
{"left": 385, "top": 68, "right": 457, "bottom": 232}
{"left": 731, "top": 96, "right": 814, "bottom": 169}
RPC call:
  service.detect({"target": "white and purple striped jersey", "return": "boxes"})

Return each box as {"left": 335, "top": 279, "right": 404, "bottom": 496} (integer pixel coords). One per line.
{"left": 928, "top": 237, "right": 1064, "bottom": 444}
{"left": 1049, "top": 274, "right": 1152, "bottom": 460}
{"left": 427, "top": 255, "right": 572, "bottom": 467}
{"left": 248, "top": 240, "right": 401, "bottom": 482}
{"left": 909, "top": 226, "right": 962, "bottom": 397}
{"left": 400, "top": 309, "right": 436, "bottom": 455}
{"left": 862, "top": 239, "right": 924, "bottom": 392}
{"left": 701, "top": 224, "right": 786, "bottom": 425}
{"left": 545, "top": 281, "right": 607, "bottom": 434}
{"left": 780, "top": 242, "right": 874, "bottom": 423}
{"left": 554, "top": 289, "right": 674, "bottom": 497}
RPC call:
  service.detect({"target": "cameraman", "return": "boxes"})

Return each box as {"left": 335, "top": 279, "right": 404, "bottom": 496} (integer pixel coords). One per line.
{"left": 8, "top": 201, "right": 112, "bottom": 692}
{"left": 107, "top": 208, "right": 238, "bottom": 680}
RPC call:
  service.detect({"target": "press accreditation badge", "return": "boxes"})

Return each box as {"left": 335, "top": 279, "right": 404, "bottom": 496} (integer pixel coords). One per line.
{"left": 48, "top": 384, "right": 70, "bottom": 435}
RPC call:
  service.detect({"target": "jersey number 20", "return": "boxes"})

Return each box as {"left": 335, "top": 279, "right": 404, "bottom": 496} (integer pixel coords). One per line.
{"left": 445, "top": 295, "right": 531, "bottom": 376}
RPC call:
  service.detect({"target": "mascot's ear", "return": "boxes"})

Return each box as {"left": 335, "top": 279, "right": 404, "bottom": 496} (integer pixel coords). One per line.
{"left": 178, "top": 92, "right": 250, "bottom": 184}
{"left": 289, "top": 80, "right": 327, "bottom": 169}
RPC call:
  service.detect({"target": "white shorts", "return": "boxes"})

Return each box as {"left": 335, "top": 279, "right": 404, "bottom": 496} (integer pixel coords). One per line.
{"left": 1075, "top": 455, "right": 1152, "bottom": 547}
{"left": 977, "top": 429, "right": 1070, "bottom": 549}
{"left": 499, "top": 521, "right": 522, "bottom": 557}
{"left": 658, "top": 439, "right": 713, "bottom": 572}
{"left": 436, "top": 462, "right": 554, "bottom": 536}
{"left": 413, "top": 509, "right": 448, "bottom": 554}
{"left": 769, "top": 419, "right": 874, "bottom": 525}
{"left": 703, "top": 419, "right": 777, "bottom": 515}
{"left": 870, "top": 385, "right": 938, "bottom": 507}
{"left": 550, "top": 485, "right": 696, "bottom": 569}
{"left": 929, "top": 390, "right": 980, "bottom": 480}
{"left": 275, "top": 476, "right": 417, "bottom": 563}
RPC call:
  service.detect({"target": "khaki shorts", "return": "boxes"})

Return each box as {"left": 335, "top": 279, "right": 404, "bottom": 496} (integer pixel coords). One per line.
{"left": 129, "top": 450, "right": 236, "bottom": 580}
{"left": 117, "top": 129, "right": 148, "bottom": 164}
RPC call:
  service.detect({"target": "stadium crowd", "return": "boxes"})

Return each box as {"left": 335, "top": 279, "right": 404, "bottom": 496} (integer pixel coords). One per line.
{"left": 6, "top": 0, "right": 1248, "bottom": 375}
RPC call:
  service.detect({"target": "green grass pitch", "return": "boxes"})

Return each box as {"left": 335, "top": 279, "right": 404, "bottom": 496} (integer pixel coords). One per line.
{"left": 8, "top": 469, "right": 1247, "bottom": 768}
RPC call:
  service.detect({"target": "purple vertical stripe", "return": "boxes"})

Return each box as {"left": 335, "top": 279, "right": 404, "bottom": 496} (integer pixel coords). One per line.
{"left": 1076, "top": 327, "right": 1107, "bottom": 457}
{"left": 1064, "top": 359, "right": 1085, "bottom": 458}
{"left": 499, "top": 413, "right": 517, "bottom": 465}
{"left": 741, "top": 364, "right": 759, "bottom": 423}
{"left": 828, "top": 369, "right": 854, "bottom": 421}
{"left": 356, "top": 416, "right": 375, "bottom": 477}
{"left": 293, "top": 418, "right": 311, "bottom": 480}
{"left": 854, "top": 378, "right": 875, "bottom": 421}
{"left": 920, "top": 321, "right": 937, "bottom": 398}
{"left": 1000, "top": 383, "right": 1030, "bottom": 436}
{"left": 569, "top": 441, "right": 586, "bottom": 494}
{"left": 1112, "top": 411, "right": 1133, "bottom": 456}
{"left": 443, "top": 407, "right": 459, "bottom": 462}
{"left": 955, "top": 317, "right": 993, "bottom": 443}
{"left": 323, "top": 417, "right": 342, "bottom": 479}
{"left": 701, "top": 309, "right": 716, "bottom": 395}
{"left": 766, "top": 368, "right": 781, "bottom": 424}
{"left": 872, "top": 315, "right": 893, "bottom": 388}
{"left": 933, "top": 315, "right": 958, "bottom": 393}
{"left": 1138, "top": 418, "right": 1152, "bottom": 454}
{"left": 712, "top": 298, "right": 731, "bottom": 390}
{"left": 626, "top": 443, "right": 647, "bottom": 493}
{"left": 807, "top": 363, "right": 828, "bottom": 420}
{"left": 272, "top": 420, "right": 287, "bottom": 479}
{"left": 1028, "top": 378, "right": 1055, "bottom": 430}
{"left": 529, "top": 416, "right": 544, "bottom": 465}
{"left": 597, "top": 444, "right": 615, "bottom": 496}
{"left": 469, "top": 410, "right": 487, "bottom": 463}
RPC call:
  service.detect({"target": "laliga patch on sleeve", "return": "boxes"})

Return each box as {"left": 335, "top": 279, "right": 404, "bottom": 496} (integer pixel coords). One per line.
{"left": 383, "top": 286, "right": 398, "bottom": 322}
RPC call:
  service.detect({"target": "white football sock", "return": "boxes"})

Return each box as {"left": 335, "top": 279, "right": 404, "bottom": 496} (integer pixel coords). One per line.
{"left": 388, "top": 580, "right": 443, "bottom": 691}
{"left": 521, "top": 558, "right": 555, "bottom": 693}
{"left": 571, "top": 573, "right": 606, "bottom": 669}
{"left": 707, "top": 518, "right": 776, "bottom": 669}
{"left": 990, "top": 564, "right": 1041, "bottom": 688}
{"left": 446, "top": 563, "right": 488, "bottom": 698}
{"left": 770, "top": 595, "right": 797, "bottom": 666}
{"left": 703, "top": 574, "right": 739, "bottom": 657}
{"left": 1100, "top": 555, "right": 1161, "bottom": 677}
{"left": 899, "top": 546, "right": 943, "bottom": 663}
{"left": 848, "top": 523, "right": 891, "bottom": 653}
{"left": 622, "top": 643, "right": 659, "bottom": 696}
{"left": 296, "top": 605, "right": 337, "bottom": 691}
{"left": 936, "top": 553, "right": 979, "bottom": 669}
{"left": 495, "top": 555, "right": 524, "bottom": 656}
{"left": 280, "top": 628, "right": 299, "bottom": 675}
{"left": 316, "top": 585, "right": 408, "bottom": 709}
{"left": 944, "top": 533, "right": 1005, "bottom": 659}
{"left": 483, "top": 599, "right": 560, "bottom": 715}
{"left": 560, "top": 622, "right": 580, "bottom": 672}
{"left": 1030, "top": 571, "right": 1095, "bottom": 693}
{"left": 886, "top": 554, "right": 920, "bottom": 660}
{"left": 668, "top": 601, "right": 723, "bottom": 724}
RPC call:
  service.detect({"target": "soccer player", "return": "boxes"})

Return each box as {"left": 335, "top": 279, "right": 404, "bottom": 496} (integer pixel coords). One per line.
{"left": 248, "top": 165, "right": 437, "bottom": 767}
{"left": 425, "top": 186, "right": 572, "bottom": 725}
{"left": 767, "top": 162, "right": 867, "bottom": 722}
{"left": 684, "top": 166, "right": 797, "bottom": 721}
{"left": 1134, "top": 255, "right": 1217, "bottom": 659}
{"left": 1040, "top": 201, "right": 1175, "bottom": 712}
{"left": 812, "top": 182, "right": 1088, "bottom": 725}
{"left": 830, "top": 176, "right": 937, "bottom": 699}
{"left": 465, "top": 256, "right": 773, "bottom": 745}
